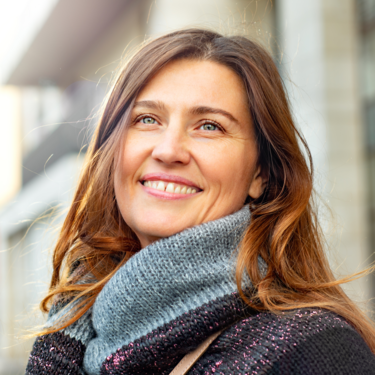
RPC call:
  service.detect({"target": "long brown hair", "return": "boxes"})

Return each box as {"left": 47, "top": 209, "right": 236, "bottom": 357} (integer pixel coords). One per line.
{"left": 40, "top": 28, "right": 375, "bottom": 350}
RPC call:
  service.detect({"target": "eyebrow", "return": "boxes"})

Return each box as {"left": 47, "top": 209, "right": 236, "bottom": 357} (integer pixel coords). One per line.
{"left": 133, "top": 100, "right": 239, "bottom": 124}
{"left": 188, "top": 106, "right": 239, "bottom": 124}
{"left": 133, "top": 100, "right": 166, "bottom": 111}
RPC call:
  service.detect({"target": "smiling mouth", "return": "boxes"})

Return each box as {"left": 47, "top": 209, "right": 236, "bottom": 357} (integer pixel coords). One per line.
{"left": 142, "top": 180, "right": 200, "bottom": 195}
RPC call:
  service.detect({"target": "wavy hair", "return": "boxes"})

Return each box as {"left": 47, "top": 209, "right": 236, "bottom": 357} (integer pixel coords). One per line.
{"left": 40, "top": 28, "right": 375, "bottom": 350}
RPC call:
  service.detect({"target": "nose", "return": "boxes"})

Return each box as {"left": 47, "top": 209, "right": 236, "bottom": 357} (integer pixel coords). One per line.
{"left": 151, "top": 124, "right": 191, "bottom": 165}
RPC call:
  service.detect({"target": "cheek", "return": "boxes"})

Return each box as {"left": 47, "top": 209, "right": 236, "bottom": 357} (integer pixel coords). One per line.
{"left": 114, "top": 140, "right": 142, "bottom": 202}
{"left": 120, "top": 134, "right": 148, "bottom": 177}
{"left": 196, "top": 141, "right": 256, "bottom": 194}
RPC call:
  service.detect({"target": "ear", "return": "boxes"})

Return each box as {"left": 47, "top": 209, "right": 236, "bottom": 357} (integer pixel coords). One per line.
{"left": 248, "top": 165, "right": 267, "bottom": 199}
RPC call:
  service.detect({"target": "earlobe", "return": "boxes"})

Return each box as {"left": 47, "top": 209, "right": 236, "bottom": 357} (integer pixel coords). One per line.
{"left": 248, "top": 166, "right": 267, "bottom": 199}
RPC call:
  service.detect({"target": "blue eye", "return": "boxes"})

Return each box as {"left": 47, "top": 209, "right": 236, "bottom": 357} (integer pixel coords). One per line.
{"left": 200, "top": 123, "right": 218, "bottom": 131}
{"left": 140, "top": 117, "right": 156, "bottom": 124}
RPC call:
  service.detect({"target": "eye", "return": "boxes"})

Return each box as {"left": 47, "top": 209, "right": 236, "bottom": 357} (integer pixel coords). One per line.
{"left": 140, "top": 116, "right": 157, "bottom": 124}
{"left": 200, "top": 123, "right": 219, "bottom": 131}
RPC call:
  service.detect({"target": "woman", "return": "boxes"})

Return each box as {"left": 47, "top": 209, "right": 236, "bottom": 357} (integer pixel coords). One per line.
{"left": 26, "top": 29, "right": 375, "bottom": 374}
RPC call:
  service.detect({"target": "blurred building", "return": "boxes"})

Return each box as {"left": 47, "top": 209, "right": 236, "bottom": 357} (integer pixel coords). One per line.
{"left": 0, "top": 0, "right": 373, "bottom": 372}
{"left": 360, "top": 0, "right": 375, "bottom": 271}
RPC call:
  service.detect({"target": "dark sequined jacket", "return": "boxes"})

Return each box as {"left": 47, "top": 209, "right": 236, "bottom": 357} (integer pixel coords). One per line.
{"left": 26, "top": 293, "right": 375, "bottom": 374}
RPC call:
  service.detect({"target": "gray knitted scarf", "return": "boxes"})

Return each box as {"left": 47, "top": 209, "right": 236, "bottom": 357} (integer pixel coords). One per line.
{"left": 47, "top": 205, "right": 259, "bottom": 375}
{"left": 27, "top": 205, "right": 375, "bottom": 375}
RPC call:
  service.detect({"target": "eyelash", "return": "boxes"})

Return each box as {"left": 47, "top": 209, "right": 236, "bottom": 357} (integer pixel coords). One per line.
{"left": 134, "top": 114, "right": 158, "bottom": 124}
{"left": 198, "top": 120, "right": 223, "bottom": 132}
{"left": 134, "top": 114, "right": 224, "bottom": 132}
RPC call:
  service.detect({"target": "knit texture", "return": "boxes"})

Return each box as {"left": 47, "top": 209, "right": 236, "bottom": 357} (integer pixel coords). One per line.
{"left": 84, "top": 205, "right": 256, "bottom": 374}
{"left": 190, "top": 308, "right": 375, "bottom": 375}
{"left": 25, "top": 205, "right": 375, "bottom": 374}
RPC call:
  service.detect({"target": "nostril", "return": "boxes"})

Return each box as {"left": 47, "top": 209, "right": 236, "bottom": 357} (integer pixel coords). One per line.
{"left": 151, "top": 140, "right": 191, "bottom": 165}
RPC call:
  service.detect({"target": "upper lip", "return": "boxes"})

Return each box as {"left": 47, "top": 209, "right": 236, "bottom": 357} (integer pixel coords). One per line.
{"left": 141, "top": 173, "right": 202, "bottom": 190}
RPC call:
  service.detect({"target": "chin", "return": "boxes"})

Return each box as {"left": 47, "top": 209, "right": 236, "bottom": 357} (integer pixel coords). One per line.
{"left": 140, "top": 222, "right": 187, "bottom": 239}
{"left": 129, "top": 213, "right": 194, "bottom": 246}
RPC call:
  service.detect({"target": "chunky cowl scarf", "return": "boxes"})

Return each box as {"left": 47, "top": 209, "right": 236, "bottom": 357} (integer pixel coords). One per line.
{"left": 26, "top": 206, "right": 375, "bottom": 374}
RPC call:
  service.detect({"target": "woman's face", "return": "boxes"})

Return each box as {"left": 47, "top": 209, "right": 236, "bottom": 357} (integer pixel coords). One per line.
{"left": 114, "top": 59, "right": 265, "bottom": 247}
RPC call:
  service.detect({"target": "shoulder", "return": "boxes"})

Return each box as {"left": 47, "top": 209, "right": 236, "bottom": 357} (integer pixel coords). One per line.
{"left": 26, "top": 265, "right": 95, "bottom": 374}
{"left": 193, "top": 308, "right": 375, "bottom": 375}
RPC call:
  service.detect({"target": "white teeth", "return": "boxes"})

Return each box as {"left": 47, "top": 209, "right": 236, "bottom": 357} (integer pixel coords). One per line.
{"left": 156, "top": 182, "right": 165, "bottom": 191}
{"left": 166, "top": 183, "right": 174, "bottom": 193}
{"left": 143, "top": 180, "right": 199, "bottom": 194}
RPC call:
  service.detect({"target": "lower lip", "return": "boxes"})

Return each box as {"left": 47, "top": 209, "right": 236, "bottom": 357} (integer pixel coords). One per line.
{"left": 140, "top": 182, "right": 200, "bottom": 200}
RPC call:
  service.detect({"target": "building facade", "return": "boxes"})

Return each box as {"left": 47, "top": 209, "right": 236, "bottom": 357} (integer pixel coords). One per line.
{"left": 0, "top": 0, "right": 373, "bottom": 372}
{"left": 359, "top": 0, "right": 375, "bottom": 277}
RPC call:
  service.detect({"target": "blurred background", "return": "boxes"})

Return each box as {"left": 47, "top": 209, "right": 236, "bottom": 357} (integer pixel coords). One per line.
{"left": 0, "top": 0, "right": 374, "bottom": 373}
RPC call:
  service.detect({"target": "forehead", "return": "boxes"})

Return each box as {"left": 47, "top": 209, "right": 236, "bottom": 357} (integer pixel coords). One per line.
{"left": 135, "top": 59, "right": 250, "bottom": 116}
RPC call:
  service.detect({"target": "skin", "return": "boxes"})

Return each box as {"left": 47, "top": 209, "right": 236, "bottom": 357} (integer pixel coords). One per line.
{"left": 114, "top": 59, "right": 267, "bottom": 248}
